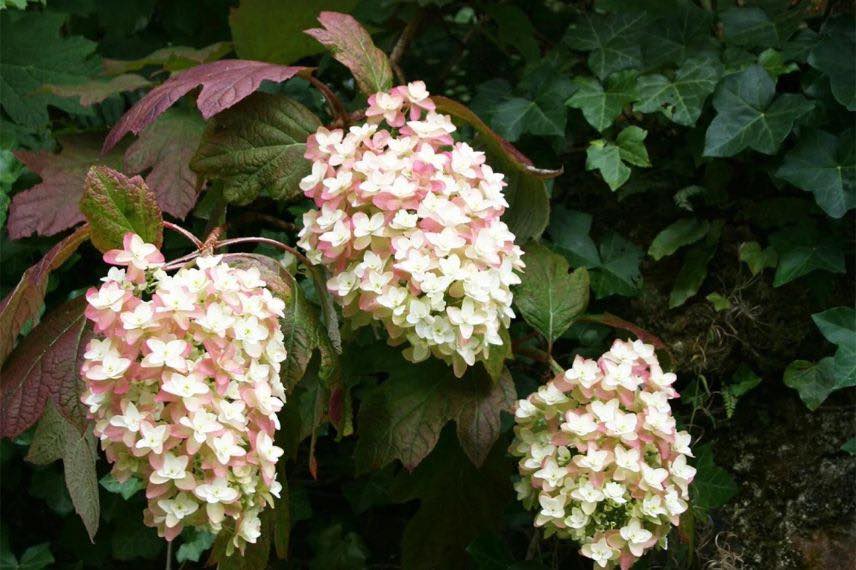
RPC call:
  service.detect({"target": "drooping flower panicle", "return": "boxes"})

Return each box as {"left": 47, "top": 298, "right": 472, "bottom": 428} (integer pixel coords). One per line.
{"left": 297, "top": 81, "right": 524, "bottom": 376}
{"left": 511, "top": 340, "right": 696, "bottom": 568}
{"left": 81, "top": 233, "right": 287, "bottom": 552}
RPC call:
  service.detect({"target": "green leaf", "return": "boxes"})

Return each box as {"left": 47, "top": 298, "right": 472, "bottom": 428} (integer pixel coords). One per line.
{"left": 549, "top": 206, "right": 601, "bottom": 268}
{"left": 720, "top": 6, "right": 780, "bottom": 49}
{"left": 812, "top": 307, "right": 856, "bottom": 347}
{"left": 79, "top": 166, "right": 163, "bottom": 253}
{"left": 841, "top": 438, "right": 856, "bottom": 456}
{"left": 353, "top": 349, "right": 515, "bottom": 472}
{"left": 99, "top": 474, "right": 143, "bottom": 500}
{"left": 728, "top": 364, "right": 762, "bottom": 398}
{"left": 641, "top": 2, "right": 716, "bottom": 67}
{"left": 589, "top": 232, "right": 644, "bottom": 298}
{"left": 669, "top": 222, "right": 722, "bottom": 308}
{"left": 649, "top": 218, "right": 709, "bottom": 260}
{"left": 634, "top": 55, "right": 722, "bottom": 127}
{"left": 586, "top": 141, "right": 629, "bottom": 190}
{"left": 230, "top": 0, "right": 358, "bottom": 65}
{"left": 0, "top": 11, "right": 99, "bottom": 128}
{"left": 190, "top": 92, "right": 320, "bottom": 205}
{"left": 482, "top": 327, "right": 511, "bottom": 384}
{"left": 566, "top": 71, "right": 637, "bottom": 132}
{"left": 770, "top": 223, "right": 845, "bottom": 286}
{"left": 64, "top": 428, "right": 100, "bottom": 541}
{"left": 564, "top": 12, "right": 648, "bottom": 79}
{"left": 757, "top": 48, "right": 799, "bottom": 79}
{"left": 738, "top": 241, "right": 778, "bottom": 275}
{"left": 783, "top": 357, "right": 847, "bottom": 411}
{"left": 176, "top": 528, "right": 215, "bottom": 563}
{"left": 102, "top": 42, "right": 233, "bottom": 75}
{"left": 586, "top": 126, "right": 649, "bottom": 190}
{"left": 280, "top": 272, "right": 337, "bottom": 390}
{"left": 500, "top": 166, "right": 550, "bottom": 242}
{"left": 514, "top": 242, "right": 589, "bottom": 347}
{"left": 808, "top": 17, "right": 856, "bottom": 111}
{"left": 706, "top": 292, "right": 732, "bottom": 312}
{"left": 24, "top": 403, "right": 69, "bottom": 466}
{"left": 42, "top": 74, "right": 151, "bottom": 107}
{"left": 703, "top": 65, "right": 813, "bottom": 157}
{"left": 691, "top": 443, "right": 738, "bottom": 511}
{"left": 17, "top": 543, "right": 54, "bottom": 570}
{"left": 308, "top": 523, "right": 369, "bottom": 569}
{"left": 491, "top": 77, "right": 573, "bottom": 141}
{"left": 776, "top": 129, "right": 855, "bottom": 219}
{"left": 485, "top": 4, "right": 540, "bottom": 62}
{"left": 392, "top": 435, "right": 511, "bottom": 570}
{"left": 305, "top": 11, "right": 393, "bottom": 96}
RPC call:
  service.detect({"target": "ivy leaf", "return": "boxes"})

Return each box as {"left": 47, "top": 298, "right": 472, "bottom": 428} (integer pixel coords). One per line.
{"left": 0, "top": 11, "right": 99, "bottom": 128}
{"left": 124, "top": 108, "right": 205, "bottom": 219}
{"left": 783, "top": 358, "right": 846, "bottom": 411}
{"left": 703, "top": 65, "right": 813, "bottom": 157}
{"left": 720, "top": 7, "right": 781, "bottom": 49}
{"left": 634, "top": 55, "right": 722, "bottom": 127}
{"left": 354, "top": 349, "right": 515, "bottom": 472}
{"left": 305, "top": 11, "right": 393, "bottom": 96}
{"left": 392, "top": 435, "right": 511, "bottom": 570}
{"left": 79, "top": 166, "right": 163, "bottom": 253}
{"left": 100, "top": 474, "right": 144, "bottom": 500}
{"left": 642, "top": 2, "right": 716, "bottom": 67}
{"left": 9, "top": 544, "right": 54, "bottom": 570}
{"left": 738, "top": 241, "right": 778, "bottom": 275}
{"left": 230, "top": 0, "right": 358, "bottom": 65}
{"left": 9, "top": 135, "right": 124, "bottom": 239}
{"left": 491, "top": 76, "right": 573, "bottom": 141}
{"left": 588, "top": 232, "right": 644, "bottom": 299}
{"left": 190, "top": 93, "right": 320, "bottom": 205}
{"left": 563, "top": 12, "right": 648, "bottom": 80}
{"left": 668, "top": 222, "right": 722, "bottom": 309}
{"left": 776, "top": 129, "right": 855, "bottom": 219}
{"left": 103, "top": 60, "right": 308, "bottom": 152}
{"left": 102, "top": 42, "right": 233, "bottom": 75}
{"left": 691, "top": 443, "right": 738, "bottom": 511}
{"left": 0, "top": 225, "right": 90, "bottom": 367}
{"left": 0, "top": 296, "right": 92, "bottom": 437}
{"left": 514, "top": 242, "right": 589, "bottom": 348}
{"left": 770, "top": 223, "right": 845, "bottom": 286}
{"left": 176, "top": 529, "right": 215, "bottom": 563}
{"left": 549, "top": 206, "right": 601, "bottom": 268}
{"left": 811, "top": 307, "right": 856, "bottom": 347}
{"left": 808, "top": 17, "right": 855, "bottom": 111}
{"left": 42, "top": 74, "right": 151, "bottom": 107}
{"left": 586, "top": 126, "right": 649, "bottom": 190}
{"left": 649, "top": 218, "right": 710, "bottom": 260}
{"left": 566, "top": 71, "right": 637, "bottom": 132}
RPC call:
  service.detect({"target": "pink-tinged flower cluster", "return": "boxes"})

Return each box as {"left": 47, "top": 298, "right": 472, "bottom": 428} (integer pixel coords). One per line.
{"left": 510, "top": 340, "right": 696, "bottom": 569}
{"left": 80, "top": 233, "right": 288, "bottom": 553}
{"left": 297, "top": 81, "right": 524, "bottom": 376}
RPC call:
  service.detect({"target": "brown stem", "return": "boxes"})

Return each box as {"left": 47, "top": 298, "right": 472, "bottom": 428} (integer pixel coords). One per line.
{"left": 389, "top": 11, "right": 424, "bottom": 84}
{"left": 308, "top": 75, "right": 348, "bottom": 125}
{"left": 201, "top": 225, "right": 224, "bottom": 254}
{"left": 214, "top": 236, "right": 311, "bottom": 267}
{"left": 162, "top": 221, "right": 203, "bottom": 249}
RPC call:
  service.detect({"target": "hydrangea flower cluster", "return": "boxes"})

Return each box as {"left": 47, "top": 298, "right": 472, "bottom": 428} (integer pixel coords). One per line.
{"left": 80, "top": 233, "right": 288, "bottom": 553}
{"left": 297, "top": 81, "right": 524, "bottom": 376}
{"left": 510, "top": 340, "right": 696, "bottom": 568}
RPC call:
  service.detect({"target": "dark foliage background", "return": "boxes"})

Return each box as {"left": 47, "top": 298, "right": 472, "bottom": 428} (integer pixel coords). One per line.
{"left": 1, "top": 1, "right": 854, "bottom": 568}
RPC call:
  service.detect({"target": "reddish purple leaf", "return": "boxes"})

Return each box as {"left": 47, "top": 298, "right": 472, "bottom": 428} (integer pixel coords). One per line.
{"left": 124, "top": 109, "right": 205, "bottom": 219}
{"left": 305, "top": 11, "right": 393, "bottom": 96}
{"left": 0, "top": 224, "right": 91, "bottom": 366}
{"left": 433, "top": 95, "right": 562, "bottom": 179}
{"left": 103, "top": 60, "right": 309, "bottom": 152}
{"left": 9, "top": 135, "right": 123, "bottom": 239}
{"left": 0, "top": 296, "right": 93, "bottom": 437}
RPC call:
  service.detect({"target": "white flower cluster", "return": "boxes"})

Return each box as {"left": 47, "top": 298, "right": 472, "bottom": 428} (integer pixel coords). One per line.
{"left": 511, "top": 340, "right": 696, "bottom": 568}
{"left": 80, "top": 234, "right": 287, "bottom": 553}
{"left": 297, "top": 81, "right": 524, "bottom": 376}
